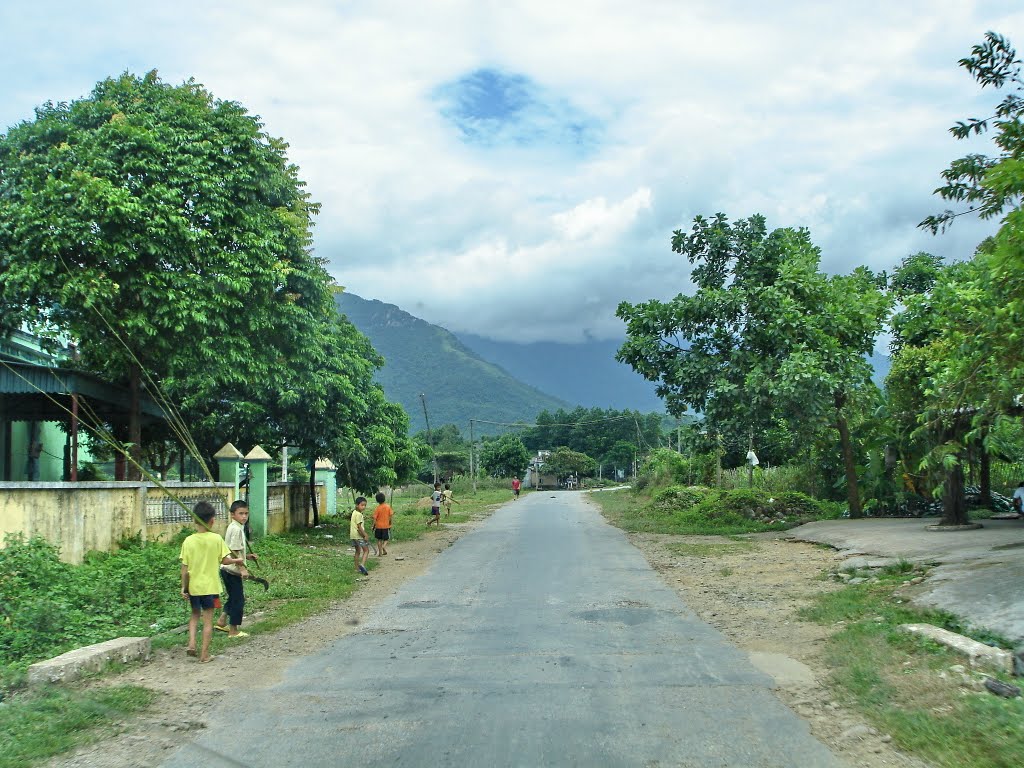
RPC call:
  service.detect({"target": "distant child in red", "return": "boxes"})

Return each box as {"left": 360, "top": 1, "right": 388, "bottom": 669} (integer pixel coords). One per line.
{"left": 512, "top": 477, "right": 521, "bottom": 500}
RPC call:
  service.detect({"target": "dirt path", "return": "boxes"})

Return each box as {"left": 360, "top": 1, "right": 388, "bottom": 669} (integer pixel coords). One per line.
{"left": 48, "top": 506, "right": 931, "bottom": 768}
{"left": 631, "top": 529, "right": 932, "bottom": 768}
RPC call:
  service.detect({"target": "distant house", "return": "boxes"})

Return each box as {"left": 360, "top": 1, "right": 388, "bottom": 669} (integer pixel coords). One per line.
{"left": 0, "top": 330, "right": 164, "bottom": 481}
{"left": 526, "top": 450, "right": 557, "bottom": 490}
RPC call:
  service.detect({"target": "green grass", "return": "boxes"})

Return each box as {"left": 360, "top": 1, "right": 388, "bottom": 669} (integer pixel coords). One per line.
{"left": 0, "top": 685, "right": 154, "bottom": 768}
{"left": 802, "top": 568, "right": 1024, "bottom": 768}
{"left": 588, "top": 487, "right": 792, "bottom": 535}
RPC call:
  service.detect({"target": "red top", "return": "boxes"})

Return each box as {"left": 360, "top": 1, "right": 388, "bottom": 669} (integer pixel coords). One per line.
{"left": 511, "top": 479, "right": 521, "bottom": 491}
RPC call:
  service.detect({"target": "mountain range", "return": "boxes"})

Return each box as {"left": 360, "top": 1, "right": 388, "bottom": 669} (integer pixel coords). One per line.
{"left": 335, "top": 292, "right": 892, "bottom": 435}
{"left": 334, "top": 292, "right": 573, "bottom": 434}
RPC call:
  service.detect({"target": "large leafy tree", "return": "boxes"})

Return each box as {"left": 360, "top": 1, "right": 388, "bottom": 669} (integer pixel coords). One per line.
{"left": 479, "top": 434, "right": 531, "bottom": 478}
{"left": 0, "top": 71, "right": 332, "bottom": 479}
{"left": 912, "top": 33, "right": 1024, "bottom": 523}
{"left": 543, "top": 446, "right": 598, "bottom": 481}
{"left": 617, "top": 213, "right": 888, "bottom": 515}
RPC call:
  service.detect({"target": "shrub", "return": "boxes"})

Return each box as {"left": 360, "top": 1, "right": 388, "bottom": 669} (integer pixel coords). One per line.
{"left": 772, "top": 491, "right": 827, "bottom": 521}
{"left": 693, "top": 488, "right": 776, "bottom": 521}
{"left": 649, "top": 485, "right": 709, "bottom": 514}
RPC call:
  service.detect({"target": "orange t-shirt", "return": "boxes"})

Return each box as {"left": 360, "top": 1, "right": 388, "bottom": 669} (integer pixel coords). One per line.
{"left": 373, "top": 503, "right": 394, "bottom": 530}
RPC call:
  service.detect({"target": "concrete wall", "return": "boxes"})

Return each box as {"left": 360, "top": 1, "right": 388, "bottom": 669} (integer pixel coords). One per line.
{"left": 0, "top": 482, "right": 142, "bottom": 564}
{"left": 1, "top": 481, "right": 229, "bottom": 563}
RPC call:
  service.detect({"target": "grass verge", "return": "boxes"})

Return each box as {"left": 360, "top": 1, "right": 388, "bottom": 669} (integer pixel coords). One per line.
{"left": 802, "top": 564, "right": 1023, "bottom": 768}
{"left": 588, "top": 487, "right": 793, "bottom": 535}
{"left": 0, "top": 685, "right": 154, "bottom": 768}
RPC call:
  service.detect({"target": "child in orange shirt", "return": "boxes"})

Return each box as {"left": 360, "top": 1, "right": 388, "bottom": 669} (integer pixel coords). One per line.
{"left": 372, "top": 492, "right": 394, "bottom": 555}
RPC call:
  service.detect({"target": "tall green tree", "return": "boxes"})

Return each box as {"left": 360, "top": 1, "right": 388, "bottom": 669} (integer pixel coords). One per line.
{"left": 617, "top": 213, "right": 889, "bottom": 515}
{"left": 479, "top": 434, "right": 531, "bottom": 478}
{"left": 0, "top": 71, "right": 357, "bottom": 481}
{"left": 543, "top": 446, "right": 598, "bottom": 481}
{"left": 912, "top": 33, "right": 1024, "bottom": 523}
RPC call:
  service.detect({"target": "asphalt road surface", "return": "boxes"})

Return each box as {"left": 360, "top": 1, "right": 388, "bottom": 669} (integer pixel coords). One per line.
{"left": 164, "top": 491, "right": 841, "bottom": 767}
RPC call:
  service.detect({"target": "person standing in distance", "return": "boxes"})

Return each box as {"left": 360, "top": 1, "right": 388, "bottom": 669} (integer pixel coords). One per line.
{"left": 511, "top": 476, "right": 521, "bottom": 500}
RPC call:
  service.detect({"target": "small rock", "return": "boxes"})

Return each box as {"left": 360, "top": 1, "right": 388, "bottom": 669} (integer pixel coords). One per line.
{"left": 911, "top": 576, "right": 925, "bottom": 585}
{"left": 881, "top": 734, "right": 892, "bottom": 743}
{"left": 949, "top": 664, "right": 966, "bottom": 674}
{"left": 848, "top": 577, "right": 866, "bottom": 585}
{"left": 841, "top": 724, "right": 873, "bottom": 740}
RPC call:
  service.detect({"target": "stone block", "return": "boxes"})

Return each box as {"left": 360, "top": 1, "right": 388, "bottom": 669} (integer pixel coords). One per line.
{"left": 28, "top": 636, "right": 151, "bottom": 686}
{"left": 899, "top": 623, "right": 1012, "bottom": 674}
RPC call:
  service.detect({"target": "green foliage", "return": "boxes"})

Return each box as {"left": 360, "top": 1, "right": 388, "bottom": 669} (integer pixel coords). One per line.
{"left": 521, "top": 407, "right": 658, "bottom": 464}
{"left": 479, "top": 434, "right": 531, "bottom": 477}
{"left": 542, "top": 446, "right": 598, "bottom": 479}
{"left": 0, "top": 685, "right": 155, "bottom": 768}
{"left": 649, "top": 485, "right": 708, "bottom": 513}
{"left": 617, "top": 212, "right": 889, "bottom": 518}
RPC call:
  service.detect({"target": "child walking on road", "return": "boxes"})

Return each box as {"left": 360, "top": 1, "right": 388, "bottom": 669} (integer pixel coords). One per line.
{"left": 180, "top": 501, "right": 244, "bottom": 663}
{"left": 426, "top": 482, "right": 442, "bottom": 526}
{"left": 215, "top": 500, "right": 259, "bottom": 638}
{"left": 373, "top": 492, "right": 394, "bottom": 555}
{"left": 351, "top": 497, "right": 370, "bottom": 575}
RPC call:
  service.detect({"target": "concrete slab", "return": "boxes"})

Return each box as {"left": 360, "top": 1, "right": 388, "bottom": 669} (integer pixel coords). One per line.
{"left": 899, "top": 624, "right": 1013, "bottom": 674}
{"left": 28, "top": 636, "right": 151, "bottom": 686}
{"left": 789, "top": 518, "right": 1024, "bottom": 646}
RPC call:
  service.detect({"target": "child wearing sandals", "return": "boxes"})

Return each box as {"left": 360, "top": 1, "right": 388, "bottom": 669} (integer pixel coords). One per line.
{"left": 180, "top": 501, "right": 244, "bottom": 663}
{"left": 372, "top": 492, "right": 394, "bottom": 555}
{"left": 215, "top": 500, "right": 259, "bottom": 638}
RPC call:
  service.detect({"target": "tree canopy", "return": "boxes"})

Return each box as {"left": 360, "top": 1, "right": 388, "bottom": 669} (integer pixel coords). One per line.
{"left": 617, "top": 214, "right": 888, "bottom": 516}
{"left": 0, "top": 71, "right": 413, "bottom": 498}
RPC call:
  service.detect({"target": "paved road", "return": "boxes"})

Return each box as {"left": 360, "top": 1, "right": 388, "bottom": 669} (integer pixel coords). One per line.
{"left": 165, "top": 492, "right": 840, "bottom": 767}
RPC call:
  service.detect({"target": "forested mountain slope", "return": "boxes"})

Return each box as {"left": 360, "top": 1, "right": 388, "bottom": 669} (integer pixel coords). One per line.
{"left": 334, "top": 292, "right": 569, "bottom": 434}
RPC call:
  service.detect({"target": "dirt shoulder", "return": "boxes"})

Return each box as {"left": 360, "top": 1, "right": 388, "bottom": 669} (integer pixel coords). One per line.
{"left": 45, "top": 518, "right": 482, "bottom": 768}
{"left": 630, "top": 529, "right": 932, "bottom": 768}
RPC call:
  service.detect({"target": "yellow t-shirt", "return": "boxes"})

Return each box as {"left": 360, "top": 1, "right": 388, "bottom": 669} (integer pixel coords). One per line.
{"left": 180, "top": 531, "right": 230, "bottom": 596}
{"left": 350, "top": 509, "right": 365, "bottom": 539}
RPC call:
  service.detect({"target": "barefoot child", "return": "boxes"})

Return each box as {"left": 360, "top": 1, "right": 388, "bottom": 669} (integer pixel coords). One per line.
{"left": 350, "top": 497, "right": 370, "bottom": 575}
{"left": 180, "top": 501, "right": 244, "bottom": 663}
{"left": 372, "top": 492, "right": 394, "bottom": 555}
{"left": 215, "top": 500, "right": 259, "bottom": 638}
{"left": 426, "top": 482, "right": 442, "bottom": 526}
{"left": 442, "top": 483, "right": 459, "bottom": 517}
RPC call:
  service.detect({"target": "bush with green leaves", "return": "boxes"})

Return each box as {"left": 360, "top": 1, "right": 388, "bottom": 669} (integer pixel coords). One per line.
{"left": 649, "top": 485, "right": 709, "bottom": 514}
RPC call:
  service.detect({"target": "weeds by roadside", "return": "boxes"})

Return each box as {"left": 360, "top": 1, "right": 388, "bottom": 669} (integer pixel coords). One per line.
{"left": 802, "top": 565, "right": 1024, "bottom": 768}
{"left": 0, "top": 685, "right": 154, "bottom": 768}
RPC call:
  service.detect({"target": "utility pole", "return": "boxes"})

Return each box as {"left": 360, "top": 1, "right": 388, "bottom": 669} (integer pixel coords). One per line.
{"left": 469, "top": 419, "right": 477, "bottom": 494}
{"left": 420, "top": 393, "right": 438, "bottom": 484}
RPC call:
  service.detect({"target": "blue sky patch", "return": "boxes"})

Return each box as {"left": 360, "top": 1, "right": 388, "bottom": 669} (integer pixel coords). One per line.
{"left": 435, "top": 67, "right": 601, "bottom": 152}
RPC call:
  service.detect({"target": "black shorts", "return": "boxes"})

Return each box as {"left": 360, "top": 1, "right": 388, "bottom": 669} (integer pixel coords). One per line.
{"left": 374, "top": 528, "right": 390, "bottom": 541}
{"left": 188, "top": 594, "right": 217, "bottom": 611}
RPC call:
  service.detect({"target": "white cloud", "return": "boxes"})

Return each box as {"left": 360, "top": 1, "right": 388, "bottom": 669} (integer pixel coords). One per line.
{"left": 2, "top": 0, "right": 1022, "bottom": 344}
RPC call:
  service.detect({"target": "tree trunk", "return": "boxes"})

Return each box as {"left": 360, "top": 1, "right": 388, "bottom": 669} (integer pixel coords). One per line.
{"left": 835, "top": 395, "right": 862, "bottom": 519}
{"left": 979, "top": 426, "right": 992, "bottom": 507}
{"left": 941, "top": 453, "right": 969, "bottom": 526}
{"left": 309, "top": 459, "right": 319, "bottom": 528}
{"left": 127, "top": 362, "right": 142, "bottom": 481}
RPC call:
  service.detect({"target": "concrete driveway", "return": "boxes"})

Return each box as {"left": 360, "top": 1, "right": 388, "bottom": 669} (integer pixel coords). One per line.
{"left": 788, "top": 518, "right": 1024, "bottom": 646}
{"left": 163, "top": 491, "right": 841, "bottom": 767}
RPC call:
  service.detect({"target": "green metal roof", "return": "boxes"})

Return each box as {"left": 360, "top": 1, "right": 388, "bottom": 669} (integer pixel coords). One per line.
{"left": 0, "top": 360, "right": 167, "bottom": 422}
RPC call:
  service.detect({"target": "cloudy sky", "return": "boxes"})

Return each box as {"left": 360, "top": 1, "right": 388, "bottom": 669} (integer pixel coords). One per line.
{"left": 1, "top": 1, "right": 1021, "bottom": 344}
